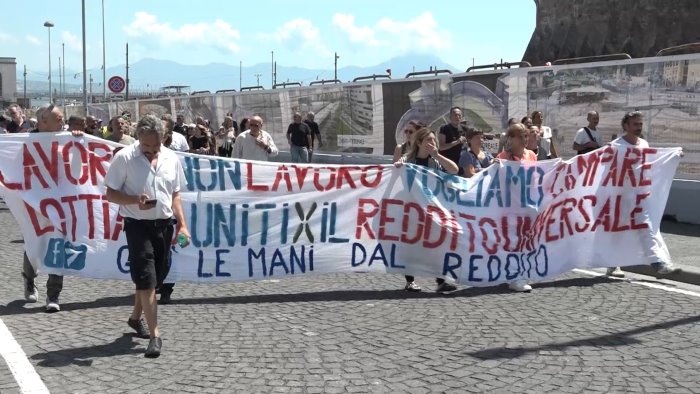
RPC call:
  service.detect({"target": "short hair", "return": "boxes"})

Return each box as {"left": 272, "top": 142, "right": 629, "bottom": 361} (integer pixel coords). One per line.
{"left": 521, "top": 116, "right": 532, "bottom": 124}
{"left": 136, "top": 114, "right": 165, "bottom": 139}
{"left": 621, "top": 111, "right": 643, "bottom": 127}
{"left": 35, "top": 104, "right": 56, "bottom": 123}
{"left": 7, "top": 103, "right": 22, "bottom": 114}
{"left": 306, "top": 111, "right": 315, "bottom": 119}
{"left": 449, "top": 106, "right": 462, "bottom": 115}
{"left": 86, "top": 115, "right": 97, "bottom": 122}
{"left": 68, "top": 115, "right": 85, "bottom": 124}
{"left": 506, "top": 123, "right": 528, "bottom": 140}
{"left": 587, "top": 110, "right": 599, "bottom": 117}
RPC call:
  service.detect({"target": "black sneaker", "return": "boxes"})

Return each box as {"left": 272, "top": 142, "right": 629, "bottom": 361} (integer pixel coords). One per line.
{"left": 436, "top": 282, "right": 458, "bottom": 293}
{"left": 145, "top": 337, "right": 162, "bottom": 358}
{"left": 158, "top": 292, "right": 172, "bottom": 305}
{"left": 128, "top": 318, "right": 150, "bottom": 339}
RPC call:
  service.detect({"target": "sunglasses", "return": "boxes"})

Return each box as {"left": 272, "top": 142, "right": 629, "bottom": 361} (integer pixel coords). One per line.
{"left": 249, "top": 122, "right": 261, "bottom": 127}
{"left": 404, "top": 129, "right": 413, "bottom": 134}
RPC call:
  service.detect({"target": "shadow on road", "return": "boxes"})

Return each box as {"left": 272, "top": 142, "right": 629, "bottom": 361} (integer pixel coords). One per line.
{"left": 30, "top": 333, "right": 142, "bottom": 367}
{"left": 0, "top": 277, "right": 619, "bottom": 315}
{"left": 466, "top": 314, "right": 700, "bottom": 360}
{"left": 661, "top": 220, "right": 700, "bottom": 237}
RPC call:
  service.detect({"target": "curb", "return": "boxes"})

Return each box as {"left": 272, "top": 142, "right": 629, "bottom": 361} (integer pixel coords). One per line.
{"left": 622, "top": 263, "right": 700, "bottom": 286}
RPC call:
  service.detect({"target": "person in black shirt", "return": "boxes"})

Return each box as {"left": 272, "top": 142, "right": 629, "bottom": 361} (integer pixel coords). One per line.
{"left": 173, "top": 114, "right": 187, "bottom": 135}
{"left": 304, "top": 112, "right": 322, "bottom": 160}
{"left": 287, "top": 112, "right": 312, "bottom": 163}
{"left": 438, "top": 106, "right": 466, "bottom": 168}
{"left": 6, "top": 104, "right": 33, "bottom": 133}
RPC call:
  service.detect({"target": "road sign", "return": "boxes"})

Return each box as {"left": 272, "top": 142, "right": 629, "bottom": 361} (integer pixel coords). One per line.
{"left": 108, "top": 76, "right": 126, "bottom": 94}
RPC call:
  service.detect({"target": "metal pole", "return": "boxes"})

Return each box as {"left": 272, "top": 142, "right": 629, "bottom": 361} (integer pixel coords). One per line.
{"left": 271, "top": 51, "right": 274, "bottom": 88}
{"left": 102, "top": 0, "right": 106, "bottom": 99}
{"left": 239, "top": 60, "right": 242, "bottom": 91}
{"left": 62, "top": 43, "right": 65, "bottom": 105}
{"left": 23, "top": 65, "right": 27, "bottom": 102}
{"left": 334, "top": 52, "right": 339, "bottom": 81}
{"left": 126, "top": 42, "right": 129, "bottom": 101}
{"left": 81, "top": 0, "right": 88, "bottom": 115}
{"left": 45, "top": 23, "right": 53, "bottom": 103}
{"left": 89, "top": 73, "right": 93, "bottom": 104}
{"left": 58, "top": 56, "right": 62, "bottom": 106}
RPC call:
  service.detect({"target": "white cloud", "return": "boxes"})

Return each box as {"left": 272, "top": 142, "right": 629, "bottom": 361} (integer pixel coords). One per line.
{"left": 61, "top": 31, "right": 82, "bottom": 51}
{"left": 332, "top": 14, "right": 383, "bottom": 46}
{"left": 25, "top": 35, "right": 40, "bottom": 46}
{"left": 272, "top": 19, "right": 332, "bottom": 57}
{"left": 124, "top": 12, "right": 240, "bottom": 53}
{"left": 333, "top": 12, "right": 451, "bottom": 51}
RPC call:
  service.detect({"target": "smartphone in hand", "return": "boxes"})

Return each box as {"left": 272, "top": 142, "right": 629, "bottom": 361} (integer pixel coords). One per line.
{"left": 145, "top": 199, "right": 157, "bottom": 206}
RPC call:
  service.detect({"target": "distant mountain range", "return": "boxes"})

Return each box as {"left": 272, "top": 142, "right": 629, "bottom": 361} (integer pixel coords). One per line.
{"left": 17, "top": 54, "right": 460, "bottom": 94}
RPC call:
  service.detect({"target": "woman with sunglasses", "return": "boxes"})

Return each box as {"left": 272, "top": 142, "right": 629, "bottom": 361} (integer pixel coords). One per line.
{"left": 392, "top": 120, "right": 424, "bottom": 162}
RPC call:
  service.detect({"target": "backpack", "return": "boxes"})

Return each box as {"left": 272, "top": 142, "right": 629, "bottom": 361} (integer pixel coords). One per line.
{"left": 577, "top": 127, "right": 599, "bottom": 155}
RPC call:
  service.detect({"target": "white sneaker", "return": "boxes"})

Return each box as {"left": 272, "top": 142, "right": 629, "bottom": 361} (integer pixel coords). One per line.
{"left": 24, "top": 278, "right": 38, "bottom": 303}
{"left": 45, "top": 297, "right": 60, "bottom": 313}
{"left": 508, "top": 280, "right": 532, "bottom": 292}
{"left": 606, "top": 267, "right": 625, "bottom": 278}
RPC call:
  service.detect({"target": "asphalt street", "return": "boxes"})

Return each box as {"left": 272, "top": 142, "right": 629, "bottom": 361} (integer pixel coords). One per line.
{"left": 1, "top": 200, "right": 700, "bottom": 393}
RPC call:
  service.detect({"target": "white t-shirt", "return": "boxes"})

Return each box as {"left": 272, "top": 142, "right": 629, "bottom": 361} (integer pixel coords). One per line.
{"left": 612, "top": 135, "right": 649, "bottom": 148}
{"left": 104, "top": 142, "right": 187, "bottom": 220}
{"left": 574, "top": 126, "right": 603, "bottom": 147}
{"left": 231, "top": 130, "right": 279, "bottom": 161}
{"left": 169, "top": 131, "right": 190, "bottom": 152}
{"left": 539, "top": 125, "right": 553, "bottom": 157}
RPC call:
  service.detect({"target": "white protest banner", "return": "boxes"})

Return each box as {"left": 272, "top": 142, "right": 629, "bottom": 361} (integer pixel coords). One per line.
{"left": 0, "top": 133, "right": 681, "bottom": 286}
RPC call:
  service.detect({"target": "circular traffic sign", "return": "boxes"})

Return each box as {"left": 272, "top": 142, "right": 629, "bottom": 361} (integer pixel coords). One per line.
{"left": 108, "top": 76, "right": 126, "bottom": 93}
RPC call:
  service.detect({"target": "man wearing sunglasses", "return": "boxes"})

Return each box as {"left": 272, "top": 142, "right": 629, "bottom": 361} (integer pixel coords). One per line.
{"left": 231, "top": 115, "right": 279, "bottom": 161}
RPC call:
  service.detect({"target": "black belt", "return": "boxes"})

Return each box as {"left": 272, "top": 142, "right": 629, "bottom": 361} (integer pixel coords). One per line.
{"left": 124, "top": 217, "right": 176, "bottom": 227}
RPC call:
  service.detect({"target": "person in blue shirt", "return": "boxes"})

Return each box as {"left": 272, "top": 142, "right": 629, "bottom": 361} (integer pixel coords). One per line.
{"left": 458, "top": 129, "right": 494, "bottom": 178}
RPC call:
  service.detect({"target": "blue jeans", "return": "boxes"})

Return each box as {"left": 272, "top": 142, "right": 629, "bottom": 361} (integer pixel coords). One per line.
{"left": 290, "top": 145, "right": 309, "bottom": 163}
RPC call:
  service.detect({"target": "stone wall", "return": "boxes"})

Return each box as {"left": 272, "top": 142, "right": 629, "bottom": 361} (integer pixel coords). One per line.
{"left": 522, "top": 0, "right": 700, "bottom": 65}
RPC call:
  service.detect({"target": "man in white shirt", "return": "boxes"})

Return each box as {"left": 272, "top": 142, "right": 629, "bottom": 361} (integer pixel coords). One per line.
{"left": 573, "top": 111, "right": 603, "bottom": 155}
{"left": 606, "top": 111, "right": 680, "bottom": 278}
{"left": 161, "top": 114, "right": 189, "bottom": 153}
{"left": 104, "top": 114, "right": 191, "bottom": 358}
{"left": 231, "top": 115, "right": 278, "bottom": 161}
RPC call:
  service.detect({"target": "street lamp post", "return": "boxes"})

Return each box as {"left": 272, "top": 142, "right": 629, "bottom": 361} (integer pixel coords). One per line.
{"left": 334, "top": 52, "right": 339, "bottom": 82}
{"left": 44, "top": 21, "right": 54, "bottom": 103}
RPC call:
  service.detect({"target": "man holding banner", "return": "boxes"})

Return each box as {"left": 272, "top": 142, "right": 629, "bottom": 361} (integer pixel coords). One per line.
{"left": 22, "top": 104, "right": 67, "bottom": 312}
{"left": 104, "top": 114, "right": 191, "bottom": 358}
{"left": 608, "top": 111, "right": 680, "bottom": 277}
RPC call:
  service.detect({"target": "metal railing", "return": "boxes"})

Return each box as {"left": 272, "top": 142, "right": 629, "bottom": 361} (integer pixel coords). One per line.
{"left": 309, "top": 79, "right": 342, "bottom": 86}
{"left": 273, "top": 82, "right": 303, "bottom": 89}
{"left": 405, "top": 69, "right": 453, "bottom": 78}
{"left": 467, "top": 61, "right": 531, "bottom": 72}
{"left": 551, "top": 54, "right": 631, "bottom": 66}
{"left": 656, "top": 43, "right": 700, "bottom": 57}
{"left": 352, "top": 74, "right": 391, "bottom": 82}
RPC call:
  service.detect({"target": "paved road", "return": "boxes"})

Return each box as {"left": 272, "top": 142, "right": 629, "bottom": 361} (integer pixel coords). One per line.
{"left": 1, "top": 200, "right": 700, "bottom": 393}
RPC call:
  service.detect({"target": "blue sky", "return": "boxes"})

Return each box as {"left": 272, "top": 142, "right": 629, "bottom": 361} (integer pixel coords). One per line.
{"left": 2, "top": 1, "right": 535, "bottom": 78}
